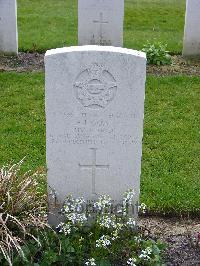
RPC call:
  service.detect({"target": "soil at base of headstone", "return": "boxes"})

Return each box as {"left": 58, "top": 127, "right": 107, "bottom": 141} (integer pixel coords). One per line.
{"left": 1, "top": 52, "right": 200, "bottom": 76}
{"left": 0, "top": 52, "right": 44, "bottom": 72}
{"left": 139, "top": 217, "right": 200, "bottom": 266}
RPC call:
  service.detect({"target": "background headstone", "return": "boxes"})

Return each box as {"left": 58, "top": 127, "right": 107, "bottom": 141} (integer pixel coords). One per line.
{"left": 0, "top": 0, "right": 18, "bottom": 55}
{"left": 78, "top": 0, "right": 124, "bottom": 46}
{"left": 45, "top": 46, "right": 146, "bottom": 224}
{"left": 183, "top": 0, "right": 200, "bottom": 57}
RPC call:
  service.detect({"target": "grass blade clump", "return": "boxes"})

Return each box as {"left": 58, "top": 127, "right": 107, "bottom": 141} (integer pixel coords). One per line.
{"left": 0, "top": 160, "right": 47, "bottom": 265}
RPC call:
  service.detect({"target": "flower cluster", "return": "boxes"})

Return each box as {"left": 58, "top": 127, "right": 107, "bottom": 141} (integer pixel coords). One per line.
{"left": 126, "top": 217, "right": 136, "bottom": 228}
{"left": 97, "top": 214, "right": 117, "bottom": 229}
{"left": 57, "top": 222, "right": 71, "bottom": 235}
{"left": 127, "top": 257, "right": 137, "bottom": 266}
{"left": 96, "top": 235, "right": 111, "bottom": 248}
{"left": 57, "top": 190, "right": 141, "bottom": 237}
{"left": 138, "top": 203, "right": 147, "bottom": 214}
{"left": 57, "top": 196, "right": 87, "bottom": 235}
{"left": 55, "top": 190, "right": 164, "bottom": 265}
{"left": 139, "top": 247, "right": 152, "bottom": 261}
{"left": 93, "top": 195, "right": 112, "bottom": 212}
{"left": 63, "top": 195, "right": 85, "bottom": 213}
{"left": 62, "top": 196, "right": 87, "bottom": 225}
{"left": 123, "top": 189, "right": 135, "bottom": 203}
{"left": 85, "top": 258, "right": 96, "bottom": 265}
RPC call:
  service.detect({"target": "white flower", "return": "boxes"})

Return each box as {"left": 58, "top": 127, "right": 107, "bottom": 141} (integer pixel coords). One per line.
{"left": 97, "top": 214, "right": 117, "bottom": 229}
{"left": 96, "top": 235, "right": 111, "bottom": 248}
{"left": 127, "top": 218, "right": 136, "bottom": 228}
{"left": 61, "top": 195, "right": 87, "bottom": 226}
{"left": 94, "top": 195, "right": 112, "bottom": 212}
{"left": 85, "top": 258, "right": 96, "bottom": 265}
{"left": 123, "top": 189, "right": 135, "bottom": 203}
{"left": 63, "top": 195, "right": 85, "bottom": 214}
{"left": 138, "top": 203, "right": 147, "bottom": 214}
{"left": 57, "top": 222, "right": 71, "bottom": 235}
{"left": 139, "top": 247, "right": 152, "bottom": 261}
{"left": 67, "top": 212, "right": 87, "bottom": 225}
{"left": 145, "top": 247, "right": 152, "bottom": 255}
{"left": 139, "top": 253, "right": 150, "bottom": 260}
{"left": 127, "top": 257, "right": 137, "bottom": 265}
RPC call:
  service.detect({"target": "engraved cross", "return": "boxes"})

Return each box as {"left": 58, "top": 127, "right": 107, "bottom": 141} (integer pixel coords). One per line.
{"left": 93, "top": 12, "right": 108, "bottom": 44}
{"left": 79, "top": 148, "right": 109, "bottom": 194}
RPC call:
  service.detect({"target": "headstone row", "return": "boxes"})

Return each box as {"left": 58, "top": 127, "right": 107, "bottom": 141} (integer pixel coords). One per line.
{"left": 0, "top": 0, "right": 18, "bottom": 55}
{"left": 1, "top": 0, "right": 200, "bottom": 57}
{"left": 183, "top": 0, "right": 200, "bottom": 57}
{"left": 0, "top": 0, "right": 124, "bottom": 55}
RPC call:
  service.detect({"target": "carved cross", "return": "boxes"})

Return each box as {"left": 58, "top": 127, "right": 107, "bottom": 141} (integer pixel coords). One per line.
{"left": 93, "top": 12, "right": 108, "bottom": 44}
{"left": 79, "top": 148, "right": 109, "bottom": 194}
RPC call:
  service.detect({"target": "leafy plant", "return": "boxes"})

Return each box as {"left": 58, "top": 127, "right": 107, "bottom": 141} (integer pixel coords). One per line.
{"left": 54, "top": 191, "right": 165, "bottom": 265}
{"left": 16, "top": 191, "right": 163, "bottom": 266}
{"left": 0, "top": 160, "right": 47, "bottom": 265}
{"left": 142, "top": 41, "right": 172, "bottom": 66}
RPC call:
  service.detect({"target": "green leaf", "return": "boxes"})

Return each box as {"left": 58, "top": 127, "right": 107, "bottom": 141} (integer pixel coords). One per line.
{"left": 98, "top": 259, "right": 112, "bottom": 266}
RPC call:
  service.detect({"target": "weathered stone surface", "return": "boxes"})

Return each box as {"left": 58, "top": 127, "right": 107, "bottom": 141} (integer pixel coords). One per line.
{"left": 78, "top": 0, "right": 124, "bottom": 47}
{"left": 0, "top": 0, "right": 18, "bottom": 55}
{"left": 183, "top": 0, "right": 200, "bottom": 57}
{"left": 45, "top": 46, "right": 146, "bottom": 223}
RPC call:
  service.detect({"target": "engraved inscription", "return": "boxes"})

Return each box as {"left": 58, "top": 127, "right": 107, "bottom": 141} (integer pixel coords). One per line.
{"left": 93, "top": 12, "right": 108, "bottom": 45}
{"left": 48, "top": 112, "right": 138, "bottom": 146}
{"left": 79, "top": 148, "right": 109, "bottom": 194}
{"left": 74, "top": 63, "right": 117, "bottom": 109}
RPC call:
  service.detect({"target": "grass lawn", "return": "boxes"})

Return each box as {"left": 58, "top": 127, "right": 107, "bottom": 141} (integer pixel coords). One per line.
{"left": 0, "top": 73, "right": 45, "bottom": 171}
{"left": 17, "top": 0, "right": 185, "bottom": 53}
{"left": 0, "top": 72, "right": 199, "bottom": 216}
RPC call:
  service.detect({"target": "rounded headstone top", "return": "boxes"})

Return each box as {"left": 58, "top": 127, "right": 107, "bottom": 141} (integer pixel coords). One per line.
{"left": 45, "top": 45, "right": 146, "bottom": 59}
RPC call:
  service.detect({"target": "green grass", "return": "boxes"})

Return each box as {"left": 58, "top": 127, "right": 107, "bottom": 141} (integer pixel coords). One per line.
{"left": 17, "top": 0, "right": 185, "bottom": 53}
{"left": 141, "top": 76, "right": 200, "bottom": 215}
{"left": 0, "top": 73, "right": 199, "bottom": 215}
{"left": 0, "top": 73, "right": 45, "bottom": 171}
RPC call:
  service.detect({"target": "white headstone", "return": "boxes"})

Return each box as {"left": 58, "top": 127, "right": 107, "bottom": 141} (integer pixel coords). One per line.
{"left": 45, "top": 46, "right": 146, "bottom": 223}
{"left": 78, "top": 0, "right": 124, "bottom": 47}
{"left": 183, "top": 0, "right": 200, "bottom": 57}
{"left": 0, "top": 0, "right": 18, "bottom": 55}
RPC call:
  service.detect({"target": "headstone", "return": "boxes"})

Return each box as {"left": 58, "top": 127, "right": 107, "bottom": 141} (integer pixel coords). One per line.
{"left": 45, "top": 46, "right": 146, "bottom": 224}
{"left": 0, "top": 0, "right": 18, "bottom": 55}
{"left": 78, "top": 0, "right": 124, "bottom": 47}
{"left": 183, "top": 0, "right": 200, "bottom": 57}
